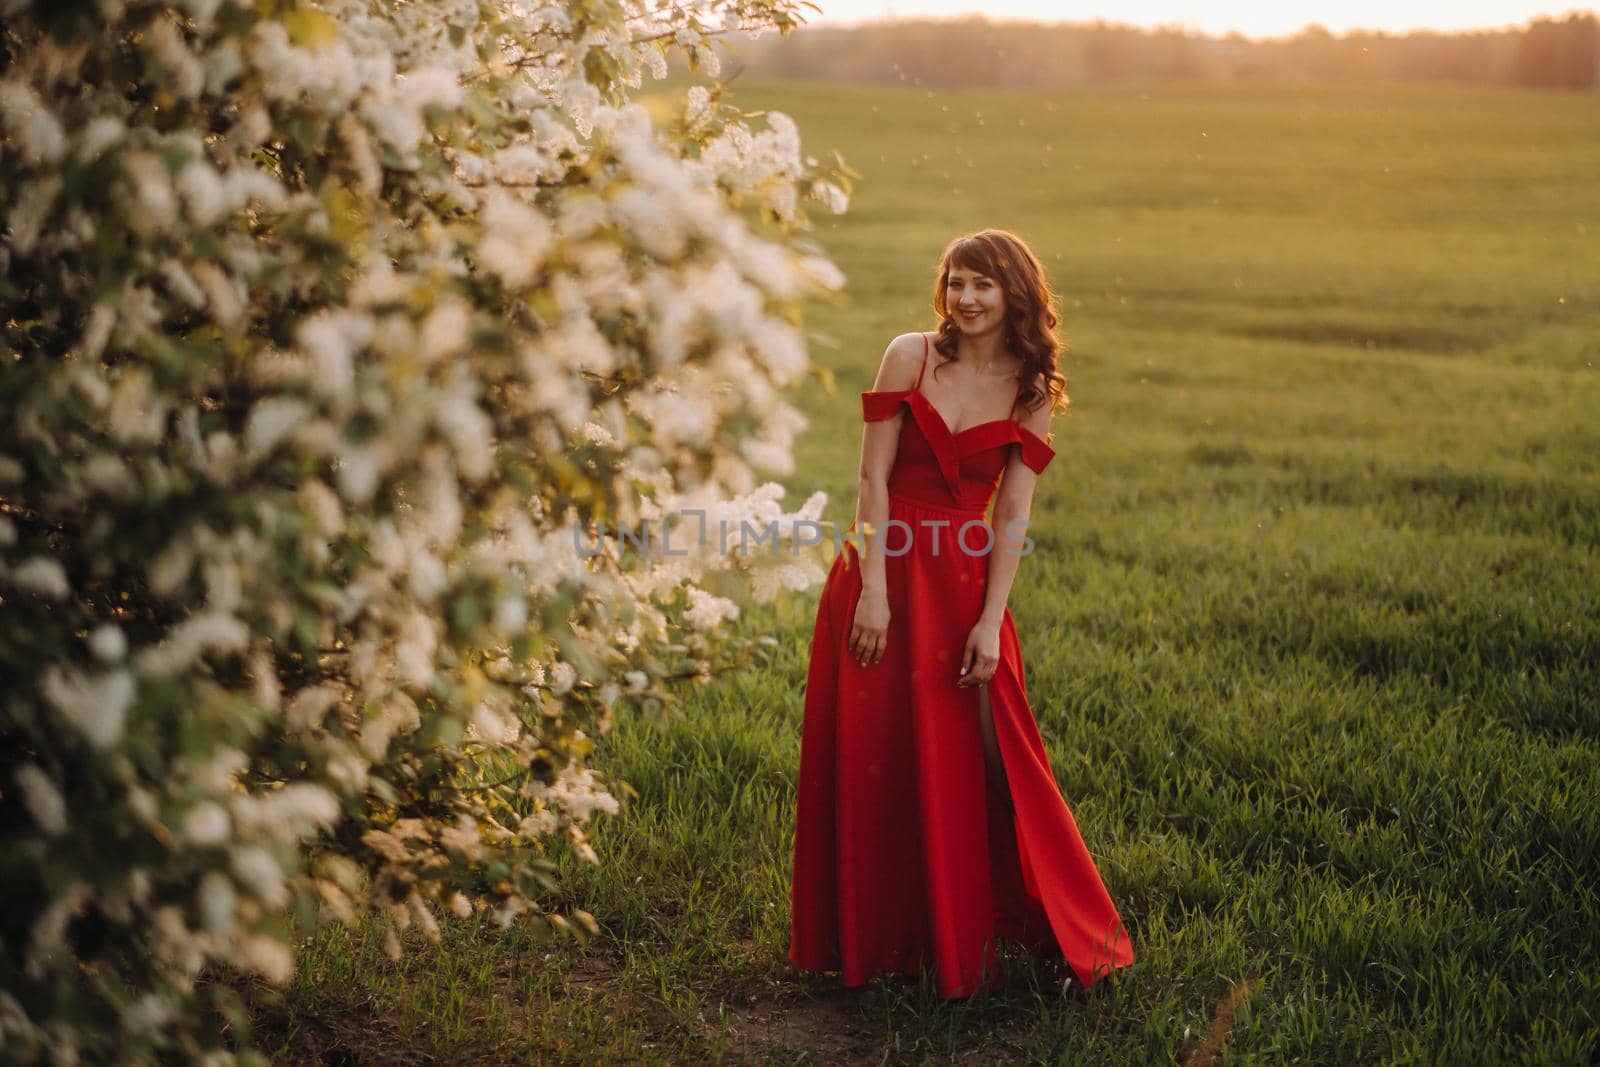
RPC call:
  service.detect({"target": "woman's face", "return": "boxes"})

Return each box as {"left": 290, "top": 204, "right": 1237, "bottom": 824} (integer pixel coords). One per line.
{"left": 945, "top": 265, "right": 1006, "bottom": 338}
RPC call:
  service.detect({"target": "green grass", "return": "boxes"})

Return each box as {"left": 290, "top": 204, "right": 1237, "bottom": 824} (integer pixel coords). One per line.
{"left": 253, "top": 79, "right": 1600, "bottom": 1064}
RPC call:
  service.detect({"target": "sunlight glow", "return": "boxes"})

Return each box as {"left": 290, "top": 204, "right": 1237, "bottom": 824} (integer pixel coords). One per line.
{"left": 806, "top": 0, "right": 1596, "bottom": 40}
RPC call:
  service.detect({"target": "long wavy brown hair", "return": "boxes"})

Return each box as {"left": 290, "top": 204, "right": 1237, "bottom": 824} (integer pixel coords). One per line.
{"left": 929, "top": 229, "right": 1069, "bottom": 418}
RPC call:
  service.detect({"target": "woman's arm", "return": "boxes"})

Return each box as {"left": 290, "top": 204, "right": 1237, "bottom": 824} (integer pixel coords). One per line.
{"left": 958, "top": 398, "right": 1052, "bottom": 684}
{"left": 849, "top": 333, "right": 924, "bottom": 665}
{"left": 854, "top": 333, "right": 924, "bottom": 593}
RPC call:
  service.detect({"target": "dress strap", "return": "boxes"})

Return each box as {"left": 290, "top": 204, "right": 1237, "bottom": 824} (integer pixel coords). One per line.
{"left": 914, "top": 332, "right": 931, "bottom": 390}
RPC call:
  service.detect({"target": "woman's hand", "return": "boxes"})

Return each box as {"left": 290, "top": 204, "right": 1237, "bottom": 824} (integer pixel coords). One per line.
{"left": 957, "top": 619, "right": 1001, "bottom": 686}
{"left": 849, "top": 587, "right": 890, "bottom": 665}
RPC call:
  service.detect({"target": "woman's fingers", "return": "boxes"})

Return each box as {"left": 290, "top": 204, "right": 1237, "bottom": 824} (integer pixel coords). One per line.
{"left": 957, "top": 652, "right": 998, "bottom": 686}
{"left": 848, "top": 626, "right": 887, "bottom": 665}
{"left": 958, "top": 637, "right": 976, "bottom": 678}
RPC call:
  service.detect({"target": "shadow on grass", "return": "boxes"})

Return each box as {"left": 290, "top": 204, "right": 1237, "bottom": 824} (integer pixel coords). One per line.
{"left": 241, "top": 931, "right": 1126, "bottom": 1065}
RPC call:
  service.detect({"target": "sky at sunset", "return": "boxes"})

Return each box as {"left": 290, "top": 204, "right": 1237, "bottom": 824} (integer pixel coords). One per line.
{"left": 805, "top": 0, "right": 1597, "bottom": 39}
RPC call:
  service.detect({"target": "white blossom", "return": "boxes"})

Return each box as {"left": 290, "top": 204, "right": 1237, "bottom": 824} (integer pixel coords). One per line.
{"left": 627, "top": 377, "right": 718, "bottom": 447}
{"left": 146, "top": 18, "right": 206, "bottom": 100}
{"left": 197, "top": 872, "right": 236, "bottom": 937}
{"left": 402, "top": 65, "right": 462, "bottom": 109}
{"left": 158, "top": 259, "right": 207, "bottom": 308}
{"left": 297, "top": 478, "right": 345, "bottom": 537}
{"left": 419, "top": 296, "right": 472, "bottom": 363}
{"left": 407, "top": 549, "right": 447, "bottom": 600}
{"left": 284, "top": 684, "right": 340, "bottom": 735}
{"left": 75, "top": 116, "right": 124, "bottom": 163}
{"left": 121, "top": 151, "right": 180, "bottom": 232}
{"left": 562, "top": 78, "right": 601, "bottom": 138}
{"left": 182, "top": 802, "right": 231, "bottom": 847}
{"left": 518, "top": 809, "right": 558, "bottom": 838}
{"left": 0, "top": 80, "right": 66, "bottom": 165}
{"left": 123, "top": 993, "right": 177, "bottom": 1037}
{"left": 7, "top": 175, "right": 61, "bottom": 255}
{"left": 239, "top": 935, "right": 293, "bottom": 984}
{"left": 393, "top": 609, "right": 439, "bottom": 688}
{"left": 685, "top": 85, "right": 714, "bottom": 129}
{"left": 0, "top": 0, "right": 851, "bottom": 1053}
{"left": 176, "top": 160, "right": 228, "bottom": 226}
{"left": 297, "top": 309, "right": 373, "bottom": 407}
{"left": 580, "top": 420, "right": 616, "bottom": 446}
{"left": 248, "top": 21, "right": 365, "bottom": 107}
{"left": 812, "top": 179, "right": 849, "bottom": 215}
{"left": 470, "top": 702, "right": 521, "bottom": 744}
{"left": 244, "top": 397, "right": 311, "bottom": 459}
{"left": 750, "top": 558, "right": 828, "bottom": 601}
{"left": 190, "top": 261, "right": 246, "bottom": 328}
{"left": 555, "top": 191, "right": 606, "bottom": 240}
{"left": 439, "top": 815, "right": 482, "bottom": 860}
{"left": 231, "top": 846, "right": 287, "bottom": 906}
{"left": 545, "top": 763, "right": 619, "bottom": 823}
{"left": 15, "top": 764, "right": 66, "bottom": 836}
{"left": 41, "top": 665, "right": 135, "bottom": 749}
{"left": 683, "top": 585, "right": 739, "bottom": 630}
{"left": 7, "top": 556, "right": 69, "bottom": 600}
{"left": 193, "top": 746, "right": 248, "bottom": 794}
{"left": 325, "top": 749, "right": 370, "bottom": 791}
{"left": 223, "top": 165, "right": 287, "bottom": 209}
{"left": 548, "top": 659, "right": 577, "bottom": 695}
{"left": 133, "top": 613, "right": 249, "bottom": 679}
{"left": 231, "top": 783, "right": 341, "bottom": 842}
{"left": 477, "top": 190, "right": 552, "bottom": 290}
{"left": 798, "top": 253, "right": 846, "bottom": 291}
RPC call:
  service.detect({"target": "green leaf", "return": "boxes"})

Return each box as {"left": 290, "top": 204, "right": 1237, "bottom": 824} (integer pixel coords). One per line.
{"left": 283, "top": 8, "right": 340, "bottom": 47}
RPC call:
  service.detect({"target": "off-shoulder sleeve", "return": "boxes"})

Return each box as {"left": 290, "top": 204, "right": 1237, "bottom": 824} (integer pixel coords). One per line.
{"left": 1016, "top": 428, "right": 1056, "bottom": 474}
{"left": 861, "top": 390, "right": 910, "bottom": 422}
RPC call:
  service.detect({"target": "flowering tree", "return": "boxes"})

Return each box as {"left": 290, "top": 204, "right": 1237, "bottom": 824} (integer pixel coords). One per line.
{"left": 0, "top": 0, "right": 847, "bottom": 1060}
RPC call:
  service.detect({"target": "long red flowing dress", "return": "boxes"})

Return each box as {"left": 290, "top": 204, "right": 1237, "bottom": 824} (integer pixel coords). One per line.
{"left": 788, "top": 332, "right": 1135, "bottom": 999}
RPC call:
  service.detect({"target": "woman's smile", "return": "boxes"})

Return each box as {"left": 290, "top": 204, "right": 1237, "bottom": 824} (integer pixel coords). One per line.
{"left": 956, "top": 305, "right": 996, "bottom": 331}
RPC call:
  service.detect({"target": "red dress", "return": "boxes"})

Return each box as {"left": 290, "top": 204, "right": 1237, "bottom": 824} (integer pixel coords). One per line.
{"left": 788, "top": 332, "right": 1135, "bottom": 999}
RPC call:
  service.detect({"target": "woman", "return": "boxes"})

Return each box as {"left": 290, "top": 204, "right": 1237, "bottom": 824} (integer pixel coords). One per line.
{"left": 788, "top": 229, "right": 1135, "bottom": 999}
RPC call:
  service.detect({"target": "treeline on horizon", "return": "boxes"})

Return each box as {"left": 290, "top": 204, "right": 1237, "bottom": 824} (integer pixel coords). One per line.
{"left": 719, "top": 11, "right": 1600, "bottom": 90}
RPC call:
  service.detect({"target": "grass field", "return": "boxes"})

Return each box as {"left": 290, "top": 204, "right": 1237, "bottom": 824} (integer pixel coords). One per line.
{"left": 254, "top": 79, "right": 1600, "bottom": 1064}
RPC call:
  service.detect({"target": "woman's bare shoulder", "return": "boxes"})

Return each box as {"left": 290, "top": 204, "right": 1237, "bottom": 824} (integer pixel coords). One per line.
{"left": 869, "top": 331, "right": 930, "bottom": 393}
{"left": 1019, "top": 386, "right": 1055, "bottom": 443}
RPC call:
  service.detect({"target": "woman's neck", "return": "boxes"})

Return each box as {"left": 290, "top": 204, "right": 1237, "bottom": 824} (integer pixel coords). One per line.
{"left": 956, "top": 330, "right": 1011, "bottom": 376}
